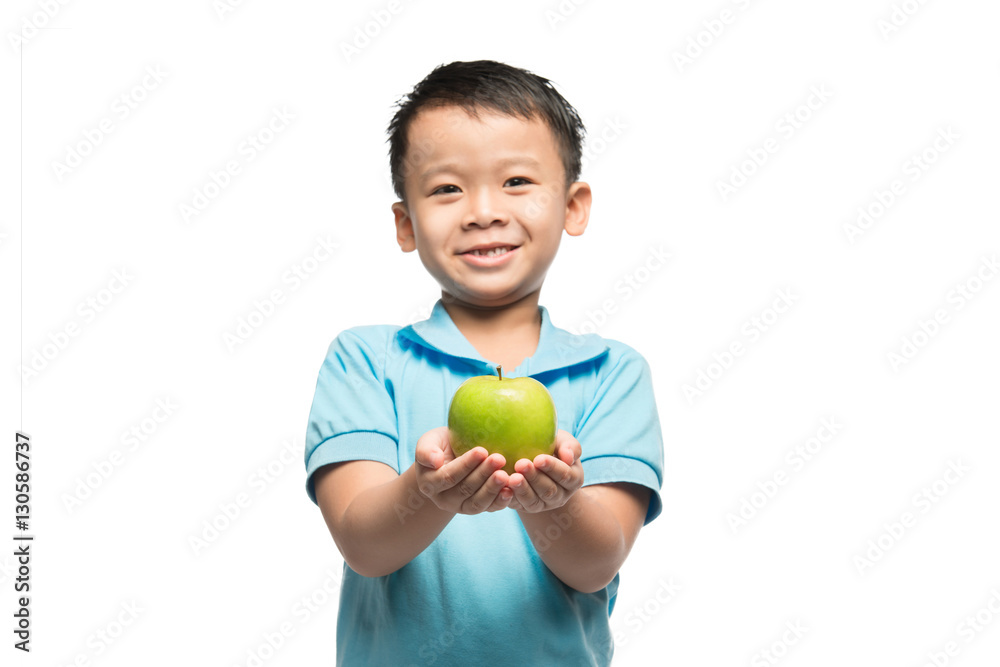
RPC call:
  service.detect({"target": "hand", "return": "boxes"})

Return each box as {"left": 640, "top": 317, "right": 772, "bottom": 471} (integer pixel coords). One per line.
{"left": 506, "top": 429, "right": 584, "bottom": 513}
{"left": 413, "top": 426, "right": 514, "bottom": 515}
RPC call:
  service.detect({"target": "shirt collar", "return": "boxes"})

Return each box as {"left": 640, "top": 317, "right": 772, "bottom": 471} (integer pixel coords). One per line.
{"left": 398, "top": 298, "right": 609, "bottom": 377}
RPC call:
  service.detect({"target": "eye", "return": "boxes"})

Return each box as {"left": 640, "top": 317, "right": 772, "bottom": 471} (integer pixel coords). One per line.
{"left": 431, "top": 184, "right": 460, "bottom": 195}
{"left": 506, "top": 177, "right": 532, "bottom": 187}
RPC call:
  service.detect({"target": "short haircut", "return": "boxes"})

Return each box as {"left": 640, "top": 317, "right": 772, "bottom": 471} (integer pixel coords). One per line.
{"left": 386, "top": 60, "right": 586, "bottom": 205}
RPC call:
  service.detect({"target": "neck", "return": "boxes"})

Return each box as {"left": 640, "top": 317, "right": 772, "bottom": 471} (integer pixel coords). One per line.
{"left": 440, "top": 291, "right": 542, "bottom": 343}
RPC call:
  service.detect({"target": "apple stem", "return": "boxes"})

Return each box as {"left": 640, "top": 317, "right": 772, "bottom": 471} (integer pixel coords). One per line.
{"left": 497, "top": 364, "right": 502, "bottom": 381}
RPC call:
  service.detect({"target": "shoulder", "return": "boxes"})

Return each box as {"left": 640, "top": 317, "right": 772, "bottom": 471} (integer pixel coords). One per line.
{"left": 323, "top": 324, "right": 402, "bottom": 358}
{"left": 601, "top": 337, "right": 649, "bottom": 365}
{"left": 592, "top": 336, "right": 653, "bottom": 381}
{"left": 315, "top": 324, "right": 411, "bottom": 380}
{"left": 542, "top": 309, "right": 651, "bottom": 380}
{"left": 545, "top": 324, "right": 654, "bottom": 399}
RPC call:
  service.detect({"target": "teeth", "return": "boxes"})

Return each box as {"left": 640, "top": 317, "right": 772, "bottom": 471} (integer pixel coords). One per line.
{"left": 471, "top": 246, "right": 511, "bottom": 257}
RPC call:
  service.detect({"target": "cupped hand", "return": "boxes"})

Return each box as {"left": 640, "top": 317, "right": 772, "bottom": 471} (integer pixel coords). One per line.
{"left": 505, "top": 429, "right": 584, "bottom": 513}
{"left": 414, "top": 426, "right": 513, "bottom": 514}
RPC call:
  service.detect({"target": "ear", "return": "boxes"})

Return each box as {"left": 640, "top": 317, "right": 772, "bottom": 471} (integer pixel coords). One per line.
{"left": 563, "top": 182, "right": 591, "bottom": 237}
{"left": 392, "top": 201, "right": 416, "bottom": 252}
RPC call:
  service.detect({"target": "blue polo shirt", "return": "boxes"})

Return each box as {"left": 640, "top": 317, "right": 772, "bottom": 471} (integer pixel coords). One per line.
{"left": 304, "top": 299, "right": 664, "bottom": 667}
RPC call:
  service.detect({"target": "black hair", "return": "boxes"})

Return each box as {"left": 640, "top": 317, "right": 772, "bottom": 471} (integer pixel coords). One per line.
{"left": 386, "top": 60, "right": 586, "bottom": 205}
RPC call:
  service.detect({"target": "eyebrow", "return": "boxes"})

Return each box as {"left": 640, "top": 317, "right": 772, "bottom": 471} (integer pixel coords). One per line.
{"left": 418, "top": 156, "right": 543, "bottom": 184}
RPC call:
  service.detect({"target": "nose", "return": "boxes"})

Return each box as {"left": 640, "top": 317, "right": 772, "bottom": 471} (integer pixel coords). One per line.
{"left": 461, "top": 185, "right": 508, "bottom": 229}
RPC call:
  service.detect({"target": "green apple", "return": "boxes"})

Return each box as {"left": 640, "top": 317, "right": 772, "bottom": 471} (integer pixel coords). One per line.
{"left": 448, "top": 365, "right": 557, "bottom": 474}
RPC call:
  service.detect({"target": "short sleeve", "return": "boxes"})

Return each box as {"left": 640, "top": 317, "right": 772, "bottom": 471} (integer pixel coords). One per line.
{"left": 303, "top": 329, "right": 399, "bottom": 505}
{"left": 574, "top": 344, "right": 664, "bottom": 525}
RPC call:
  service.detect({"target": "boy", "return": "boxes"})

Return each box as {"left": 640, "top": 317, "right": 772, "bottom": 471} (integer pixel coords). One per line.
{"left": 304, "top": 60, "right": 663, "bottom": 666}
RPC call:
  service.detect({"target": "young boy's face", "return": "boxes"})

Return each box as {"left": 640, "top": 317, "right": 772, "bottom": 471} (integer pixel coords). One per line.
{"left": 392, "top": 105, "right": 591, "bottom": 310}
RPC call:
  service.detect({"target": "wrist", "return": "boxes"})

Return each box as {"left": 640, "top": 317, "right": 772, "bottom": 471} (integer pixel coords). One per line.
{"left": 406, "top": 464, "right": 428, "bottom": 499}
{"left": 405, "top": 463, "right": 454, "bottom": 517}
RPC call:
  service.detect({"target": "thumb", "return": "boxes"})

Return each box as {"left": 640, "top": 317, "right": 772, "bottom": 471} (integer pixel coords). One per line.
{"left": 559, "top": 444, "right": 576, "bottom": 467}
{"left": 416, "top": 426, "right": 449, "bottom": 468}
{"left": 555, "top": 430, "right": 580, "bottom": 466}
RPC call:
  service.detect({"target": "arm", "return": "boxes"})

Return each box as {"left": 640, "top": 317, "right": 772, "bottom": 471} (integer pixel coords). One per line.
{"left": 508, "top": 430, "right": 651, "bottom": 593}
{"left": 313, "top": 460, "right": 448, "bottom": 577}
{"left": 518, "top": 482, "right": 649, "bottom": 594}
{"left": 313, "top": 427, "right": 514, "bottom": 577}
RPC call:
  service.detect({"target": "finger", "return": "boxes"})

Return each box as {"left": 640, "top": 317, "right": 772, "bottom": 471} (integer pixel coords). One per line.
{"left": 432, "top": 446, "right": 489, "bottom": 492}
{"left": 557, "top": 445, "right": 574, "bottom": 467}
{"left": 535, "top": 454, "right": 579, "bottom": 492}
{"left": 503, "top": 479, "right": 524, "bottom": 511}
{"left": 485, "top": 485, "right": 514, "bottom": 512}
{"left": 414, "top": 426, "right": 450, "bottom": 468}
{"left": 509, "top": 468, "right": 545, "bottom": 512}
{"left": 461, "top": 466, "right": 510, "bottom": 514}
{"left": 553, "top": 430, "right": 582, "bottom": 466}
{"left": 449, "top": 452, "right": 504, "bottom": 500}
{"left": 416, "top": 448, "right": 443, "bottom": 470}
{"left": 506, "top": 496, "right": 525, "bottom": 512}
{"left": 527, "top": 457, "right": 569, "bottom": 504}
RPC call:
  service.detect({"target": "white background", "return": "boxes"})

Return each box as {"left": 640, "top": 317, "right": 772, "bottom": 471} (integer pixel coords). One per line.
{"left": 2, "top": 1, "right": 999, "bottom": 665}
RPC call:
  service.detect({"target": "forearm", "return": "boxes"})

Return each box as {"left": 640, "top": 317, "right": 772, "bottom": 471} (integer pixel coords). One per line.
{"left": 337, "top": 465, "right": 454, "bottom": 577}
{"left": 517, "top": 486, "right": 626, "bottom": 594}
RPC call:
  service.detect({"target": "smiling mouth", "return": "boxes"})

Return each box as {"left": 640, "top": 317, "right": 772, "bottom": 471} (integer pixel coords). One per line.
{"left": 464, "top": 246, "right": 518, "bottom": 257}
